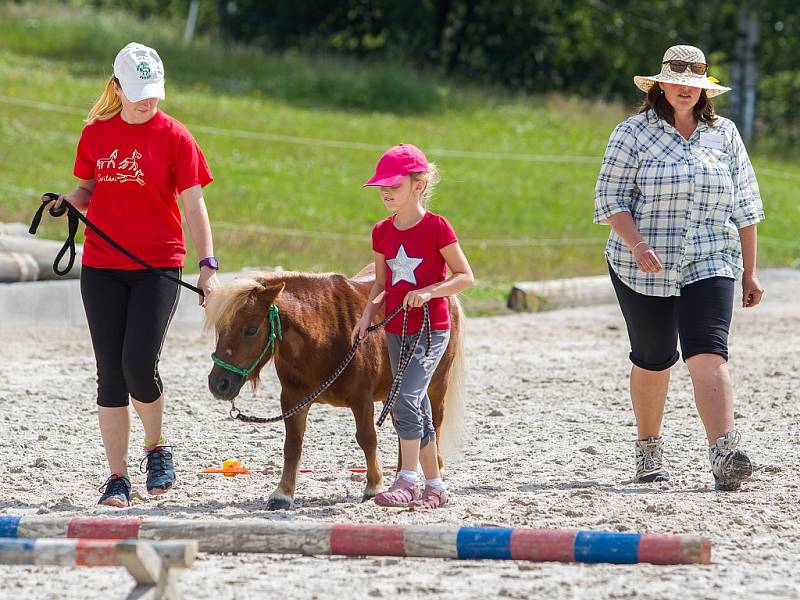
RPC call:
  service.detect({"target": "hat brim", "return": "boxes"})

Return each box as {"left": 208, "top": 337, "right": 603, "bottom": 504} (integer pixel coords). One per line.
{"left": 120, "top": 80, "right": 166, "bottom": 102}
{"left": 362, "top": 173, "right": 408, "bottom": 188}
{"left": 634, "top": 74, "right": 730, "bottom": 98}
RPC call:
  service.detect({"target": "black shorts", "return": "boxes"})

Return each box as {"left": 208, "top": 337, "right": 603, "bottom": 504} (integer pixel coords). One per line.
{"left": 80, "top": 266, "right": 181, "bottom": 407}
{"left": 608, "top": 265, "right": 734, "bottom": 371}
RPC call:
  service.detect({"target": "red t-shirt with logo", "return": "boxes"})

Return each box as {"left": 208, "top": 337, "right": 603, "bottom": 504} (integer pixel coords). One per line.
{"left": 372, "top": 212, "right": 458, "bottom": 335}
{"left": 73, "top": 110, "right": 213, "bottom": 270}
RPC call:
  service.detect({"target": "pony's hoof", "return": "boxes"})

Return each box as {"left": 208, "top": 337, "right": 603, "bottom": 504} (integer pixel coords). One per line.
{"left": 267, "top": 495, "right": 293, "bottom": 511}
{"left": 361, "top": 486, "right": 380, "bottom": 502}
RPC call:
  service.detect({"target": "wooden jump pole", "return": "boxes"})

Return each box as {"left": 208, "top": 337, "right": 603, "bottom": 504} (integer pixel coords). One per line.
{"left": 0, "top": 537, "right": 197, "bottom": 600}
{"left": 0, "top": 516, "right": 711, "bottom": 565}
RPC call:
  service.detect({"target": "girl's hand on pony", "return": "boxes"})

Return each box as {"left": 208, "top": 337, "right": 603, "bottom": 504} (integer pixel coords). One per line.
{"left": 403, "top": 290, "right": 432, "bottom": 308}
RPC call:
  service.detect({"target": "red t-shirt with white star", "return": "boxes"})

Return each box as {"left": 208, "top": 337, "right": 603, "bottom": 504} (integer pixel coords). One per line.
{"left": 73, "top": 110, "right": 213, "bottom": 270}
{"left": 371, "top": 211, "right": 458, "bottom": 335}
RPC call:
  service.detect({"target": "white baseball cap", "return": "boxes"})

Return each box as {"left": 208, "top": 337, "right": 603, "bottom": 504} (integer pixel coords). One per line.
{"left": 113, "top": 42, "right": 165, "bottom": 102}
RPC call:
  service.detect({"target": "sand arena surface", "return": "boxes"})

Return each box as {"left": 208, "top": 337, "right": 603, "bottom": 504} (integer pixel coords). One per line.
{"left": 1, "top": 270, "right": 798, "bottom": 599}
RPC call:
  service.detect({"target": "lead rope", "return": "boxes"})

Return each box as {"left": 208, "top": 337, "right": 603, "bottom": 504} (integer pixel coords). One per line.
{"left": 375, "top": 305, "right": 431, "bottom": 427}
{"left": 30, "top": 193, "right": 203, "bottom": 296}
{"left": 229, "top": 303, "right": 431, "bottom": 425}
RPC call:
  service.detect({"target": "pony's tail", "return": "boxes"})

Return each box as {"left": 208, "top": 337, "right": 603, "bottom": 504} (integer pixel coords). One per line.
{"left": 439, "top": 296, "right": 466, "bottom": 464}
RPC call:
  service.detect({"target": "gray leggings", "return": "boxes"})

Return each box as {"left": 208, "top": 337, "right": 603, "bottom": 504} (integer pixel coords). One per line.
{"left": 386, "top": 329, "right": 451, "bottom": 449}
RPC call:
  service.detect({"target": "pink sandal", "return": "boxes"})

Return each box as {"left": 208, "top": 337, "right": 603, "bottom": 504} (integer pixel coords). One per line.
{"left": 373, "top": 477, "right": 421, "bottom": 507}
{"left": 415, "top": 485, "right": 448, "bottom": 510}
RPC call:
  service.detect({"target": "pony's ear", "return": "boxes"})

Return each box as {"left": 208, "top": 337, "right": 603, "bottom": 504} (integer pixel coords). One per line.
{"left": 254, "top": 280, "right": 285, "bottom": 306}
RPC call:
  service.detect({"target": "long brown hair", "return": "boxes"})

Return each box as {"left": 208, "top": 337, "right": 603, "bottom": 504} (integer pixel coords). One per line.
{"left": 638, "top": 84, "right": 717, "bottom": 126}
{"left": 86, "top": 76, "right": 123, "bottom": 123}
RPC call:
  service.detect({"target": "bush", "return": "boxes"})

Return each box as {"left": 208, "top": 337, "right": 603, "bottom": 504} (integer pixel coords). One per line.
{"left": 756, "top": 70, "right": 800, "bottom": 152}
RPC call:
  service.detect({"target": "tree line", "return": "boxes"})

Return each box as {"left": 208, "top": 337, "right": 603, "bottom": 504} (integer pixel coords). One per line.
{"left": 82, "top": 0, "right": 800, "bottom": 149}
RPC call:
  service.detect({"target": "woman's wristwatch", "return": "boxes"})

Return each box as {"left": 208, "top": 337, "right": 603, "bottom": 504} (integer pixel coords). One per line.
{"left": 199, "top": 256, "right": 219, "bottom": 270}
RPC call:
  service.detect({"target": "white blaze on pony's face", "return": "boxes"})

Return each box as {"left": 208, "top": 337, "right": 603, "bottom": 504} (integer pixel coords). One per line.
{"left": 204, "top": 277, "right": 285, "bottom": 400}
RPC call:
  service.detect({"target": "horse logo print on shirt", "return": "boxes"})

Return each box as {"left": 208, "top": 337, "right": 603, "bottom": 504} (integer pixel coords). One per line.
{"left": 95, "top": 149, "right": 146, "bottom": 186}
{"left": 97, "top": 149, "right": 117, "bottom": 170}
{"left": 387, "top": 244, "right": 423, "bottom": 286}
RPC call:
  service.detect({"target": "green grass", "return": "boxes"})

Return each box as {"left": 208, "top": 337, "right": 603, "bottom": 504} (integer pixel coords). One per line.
{"left": 1, "top": 4, "right": 798, "bottom": 315}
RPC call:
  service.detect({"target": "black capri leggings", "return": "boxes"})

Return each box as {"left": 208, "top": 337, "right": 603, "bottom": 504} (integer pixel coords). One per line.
{"left": 608, "top": 264, "right": 734, "bottom": 372}
{"left": 80, "top": 266, "right": 181, "bottom": 407}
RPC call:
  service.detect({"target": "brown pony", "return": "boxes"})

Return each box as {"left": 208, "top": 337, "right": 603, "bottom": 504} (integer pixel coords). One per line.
{"left": 205, "top": 268, "right": 464, "bottom": 510}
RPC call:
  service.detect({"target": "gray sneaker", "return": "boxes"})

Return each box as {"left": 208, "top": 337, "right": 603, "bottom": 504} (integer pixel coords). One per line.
{"left": 709, "top": 430, "right": 752, "bottom": 491}
{"left": 635, "top": 436, "right": 670, "bottom": 482}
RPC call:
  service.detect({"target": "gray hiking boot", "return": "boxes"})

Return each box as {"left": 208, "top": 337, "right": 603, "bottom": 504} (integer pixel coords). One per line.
{"left": 709, "top": 430, "right": 752, "bottom": 491}
{"left": 635, "top": 436, "right": 670, "bottom": 483}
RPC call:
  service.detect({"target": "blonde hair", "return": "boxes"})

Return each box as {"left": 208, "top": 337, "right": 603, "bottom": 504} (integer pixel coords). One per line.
{"left": 86, "top": 76, "right": 122, "bottom": 123}
{"left": 203, "top": 275, "right": 263, "bottom": 335}
{"left": 204, "top": 272, "right": 287, "bottom": 335}
{"left": 410, "top": 162, "right": 440, "bottom": 208}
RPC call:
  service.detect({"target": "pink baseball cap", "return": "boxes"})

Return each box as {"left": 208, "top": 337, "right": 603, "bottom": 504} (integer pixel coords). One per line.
{"left": 363, "top": 143, "right": 429, "bottom": 187}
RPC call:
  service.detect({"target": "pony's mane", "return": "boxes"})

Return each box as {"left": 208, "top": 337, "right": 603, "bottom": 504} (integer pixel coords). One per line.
{"left": 204, "top": 273, "right": 269, "bottom": 334}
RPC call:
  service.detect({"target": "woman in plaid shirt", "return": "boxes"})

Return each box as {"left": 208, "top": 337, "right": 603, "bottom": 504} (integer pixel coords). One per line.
{"left": 594, "top": 45, "right": 764, "bottom": 491}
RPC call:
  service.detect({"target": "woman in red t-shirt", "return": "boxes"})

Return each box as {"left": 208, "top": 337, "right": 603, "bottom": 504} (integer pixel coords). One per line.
{"left": 43, "top": 43, "right": 219, "bottom": 507}
{"left": 352, "top": 144, "right": 474, "bottom": 509}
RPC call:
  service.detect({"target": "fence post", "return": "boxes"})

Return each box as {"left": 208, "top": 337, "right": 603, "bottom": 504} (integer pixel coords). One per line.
{"left": 183, "top": 0, "right": 200, "bottom": 45}
{"left": 730, "top": 3, "right": 761, "bottom": 145}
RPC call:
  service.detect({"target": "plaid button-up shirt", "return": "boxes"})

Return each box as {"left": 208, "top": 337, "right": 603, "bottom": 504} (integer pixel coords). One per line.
{"left": 594, "top": 110, "right": 764, "bottom": 297}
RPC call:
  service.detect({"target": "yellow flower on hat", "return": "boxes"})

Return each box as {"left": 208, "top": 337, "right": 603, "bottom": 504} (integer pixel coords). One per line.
{"left": 708, "top": 76, "right": 720, "bottom": 84}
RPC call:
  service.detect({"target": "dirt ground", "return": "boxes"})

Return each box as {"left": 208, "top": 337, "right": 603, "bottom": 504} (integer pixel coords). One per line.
{"left": 1, "top": 269, "right": 798, "bottom": 600}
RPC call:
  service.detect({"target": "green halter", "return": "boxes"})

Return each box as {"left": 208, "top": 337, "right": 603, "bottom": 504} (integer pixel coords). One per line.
{"left": 211, "top": 304, "right": 282, "bottom": 378}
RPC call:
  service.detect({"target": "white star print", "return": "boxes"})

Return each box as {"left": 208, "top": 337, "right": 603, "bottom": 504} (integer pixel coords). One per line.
{"left": 386, "top": 244, "right": 423, "bottom": 286}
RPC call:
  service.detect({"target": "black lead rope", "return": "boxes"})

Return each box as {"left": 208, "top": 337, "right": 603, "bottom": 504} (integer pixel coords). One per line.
{"left": 230, "top": 303, "right": 431, "bottom": 425}
{"left": 29, "top": 193, "right": 204, "bottom": 297}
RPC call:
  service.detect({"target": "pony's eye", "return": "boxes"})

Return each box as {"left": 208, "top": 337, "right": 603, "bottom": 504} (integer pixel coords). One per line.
{"left": 244, "top": 325, "right": 258, "bottom": 337}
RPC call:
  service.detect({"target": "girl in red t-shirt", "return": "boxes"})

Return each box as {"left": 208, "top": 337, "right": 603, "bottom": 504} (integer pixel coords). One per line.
{"left": 352, "top": 144, "right": 474, "bottom": 509}
{"left": 42, "top": 43, "right": 219, "bottom": 508}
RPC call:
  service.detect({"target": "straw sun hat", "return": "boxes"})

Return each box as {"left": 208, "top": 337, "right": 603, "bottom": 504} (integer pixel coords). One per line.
{"left": 634, "top": 45, "right": 730, "bottom": 98}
